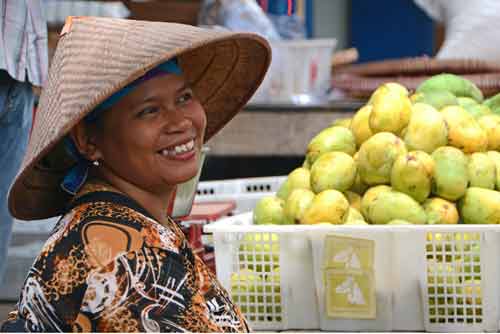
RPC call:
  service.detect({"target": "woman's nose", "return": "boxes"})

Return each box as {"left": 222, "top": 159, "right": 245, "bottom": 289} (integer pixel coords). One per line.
{"left": 162, "top": 109, "right": 191, "bottom": 133}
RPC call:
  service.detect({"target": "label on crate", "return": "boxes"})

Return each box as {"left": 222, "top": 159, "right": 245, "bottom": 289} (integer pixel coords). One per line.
{"left": 323, "top": 234, "right": 375, "bottom": 270}
{"left": 324, "top": 268, "right": 376, "bottom": 319}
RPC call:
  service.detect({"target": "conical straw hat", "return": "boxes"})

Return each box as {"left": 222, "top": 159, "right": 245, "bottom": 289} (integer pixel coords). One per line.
{"left": 9, "top": 16, "right": 271, "bottom": 220}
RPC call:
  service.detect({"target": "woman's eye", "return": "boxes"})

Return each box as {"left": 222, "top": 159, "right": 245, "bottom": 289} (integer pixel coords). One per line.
{"left": 138, "top": 106, "right": 159, "bottom": 117}
{"left": 177, "top": 91, "right": 193, "bottom": 105}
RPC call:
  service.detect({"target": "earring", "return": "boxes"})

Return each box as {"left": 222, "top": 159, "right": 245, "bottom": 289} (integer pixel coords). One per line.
{"left": 93, "top": 160, "right": 100, "bottom": 166}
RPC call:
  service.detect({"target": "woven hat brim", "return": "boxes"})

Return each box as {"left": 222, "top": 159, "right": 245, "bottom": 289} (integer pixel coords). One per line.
{"left": 9, "top": 17, "right": 271, "bottom": 220}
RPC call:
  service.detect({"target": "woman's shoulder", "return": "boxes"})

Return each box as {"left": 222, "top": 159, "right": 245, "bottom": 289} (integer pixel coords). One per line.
{"left": 50, "top": 194, "right": 186, "bottom": 266}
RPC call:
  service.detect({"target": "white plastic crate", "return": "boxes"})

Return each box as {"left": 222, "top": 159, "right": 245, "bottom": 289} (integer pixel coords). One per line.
{"left": 195, "top": 176, "right": 286, "bottom": 214}
{"left": 205, "top": 212, "right": 500, "bottom": 332}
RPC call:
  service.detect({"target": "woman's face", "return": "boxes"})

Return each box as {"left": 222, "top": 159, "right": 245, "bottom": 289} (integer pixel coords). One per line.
{"left": 92, "top": 73, "right": 207, "bottom": 193}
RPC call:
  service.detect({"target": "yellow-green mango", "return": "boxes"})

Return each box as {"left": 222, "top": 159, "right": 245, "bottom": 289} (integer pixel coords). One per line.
{"left": 284, "top": 189, "right": 315, "bottom": 224}
{"left": 370, "top": 88, "right": 412, "bottom": 134}
{"left": 346, "top": 207, "right": 364, "bottom": 223}
{"left": 310, "top": 151, "right": 356, "bottom": 193}
{"left": 486, "top": 151, "right": 500, "bottom": 190}
{"left": 276, "top": 178, "right": 291, "bottom": 200}
{"left": 360, "top": 185, "right": 392, "bottom": 220}
{"left": 464, "top": 104, "right": 492, "bottom": 119}
{"left": 441, "top": 106, "right": 488, "bottom": 153}
{"left": 350, "top": 104, "right": 374, "bottom": 148}
{"left": 344, "top": 191, "right": 362, "bottom": 211}
{"left": 404, "top": 103, "right": 448, "bottom": 153}
{"left": 391, "top": 151, "right": 435, "bottom": 202}
{"left": 253, "top": 196, "right": 286, "bottom": 225}
{"left": 302, "top": 158, "right": 311, "bottom": 169}
{"left": 478, "top": 114, "right": 500, "bottom": 151}
{"left": 468, "top": 152, "right": 496, "bottom": 189}
{"left": 306, "top": 126, "right": 356, "bottom": 165}
{"left": 287, "top": 167, "right": 311, "bottom": 191}
{"left": 416, "top": 73, "right": 483, "bottom": 102}
{"left": 369, "top": 82, "right": 409, "bottom": 104}
{"left": 423, "top": 197, "right": 459, "bottom": 224}
{"left": 357, "top": 132, "right": 407, "bottom": 185}
{"left": 457, "top": 96, "right": 478, "bottom": 109}
{"left": 302, "top": 189, "right": 349, "bottom": 225}
{"left": 483, "top": 92, "right": 500, "bottom": 114}
{"left": 431, "top": 146, "right": 468, "bottom": 201}
{"left": 412, "top": 90, "right": 458, "bottom": 110}
{"left": 366, "top": 190, "right": 427, "bottom": 224}
{"left": 459, "top": 187, "right": 500, "bottom": 224}
{"left": 331, "top": 117, "right": 352, "bottom": 128}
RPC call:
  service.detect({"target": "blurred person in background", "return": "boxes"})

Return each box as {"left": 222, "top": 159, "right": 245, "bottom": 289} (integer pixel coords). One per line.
{"left": 0, "top": 1, "right": 48, "bottom": 286}
{"left": 415, "top": 0, "right": 500, "bottom": 61}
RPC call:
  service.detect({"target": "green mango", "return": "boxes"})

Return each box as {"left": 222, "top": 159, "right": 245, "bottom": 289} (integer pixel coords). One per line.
{"left": 253, "top": 196, "right": 286, "bottom": 225}
{"left": 360, "top": 185, "right": 392, "bottom": 220}
{"left": 431, "top": 146, "right": 469, "bottom": 201}
{"left": 468, "top": 153, "right": 496, "bottom": 190}
{"left": 459, "top": 187, "right": 500, "bottom": 224}
{"left": 366, "top": 190, "right": 427, "bottom": 224}
{"left": 412, "top": 90, "right": 458, "bottom": 110}
{"left": 310, "top": 151, "right": 356, "bottom": 193}
{"left": 276, "top": 178, "right": 291, "bottom": 200}
{"left": 306, "top": 126, "right": 356, "bottom": 165}
{"left": 457, "top": 97, "right": 479, "bottom": 109}
{"left": 486, "top": 151, "right": 500, "bottom": 190}
{"left": 391, "top": 151, "right": 435, "bottom": 203}
{"left": 357, "top": 132, "right": 407, "bottom": 185}
{"left": 483, "top": 92, "right": 500, "bottom": 114}
{"left": 417, "top": 73, "right": 483, "bottom": 102}
{"left": 423, "top": 197, "right": 459, "bottom": 225}
{"left": 287, "top": 167, "right": 311, "bottom": 191}
{"left": 284, "top": 189, "right": 315, "bottom": 224}
{"left": 463, "top": 104, "right": 492, "bottom": 119}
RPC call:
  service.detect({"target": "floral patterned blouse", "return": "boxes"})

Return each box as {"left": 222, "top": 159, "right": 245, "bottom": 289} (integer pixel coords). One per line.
{"left": 1, "top": 181, "right": 249, "bottom": 332}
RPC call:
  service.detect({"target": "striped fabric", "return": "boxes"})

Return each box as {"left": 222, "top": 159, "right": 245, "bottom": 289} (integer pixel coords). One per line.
{"left": 0, "top": 0, "right": 48, "bottom": 86}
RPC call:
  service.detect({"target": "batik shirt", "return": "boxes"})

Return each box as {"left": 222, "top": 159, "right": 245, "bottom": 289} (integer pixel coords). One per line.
{"left": 2, "top": 182, "right": 249, "bottom": 332}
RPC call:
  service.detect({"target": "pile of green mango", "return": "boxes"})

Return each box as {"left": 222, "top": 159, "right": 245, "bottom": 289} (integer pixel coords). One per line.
{"left": 253, "top": 73, "right": 500, "bottom": 226}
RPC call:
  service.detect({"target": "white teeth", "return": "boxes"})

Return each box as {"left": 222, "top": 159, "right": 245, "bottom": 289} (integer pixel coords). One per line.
{"left": 161, "top": 139, "right": 195, "bottom": 156}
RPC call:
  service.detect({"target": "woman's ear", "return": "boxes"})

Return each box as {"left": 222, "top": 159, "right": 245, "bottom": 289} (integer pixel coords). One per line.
{"left": 69, "top": 122, "right": 103, "bottom": 161}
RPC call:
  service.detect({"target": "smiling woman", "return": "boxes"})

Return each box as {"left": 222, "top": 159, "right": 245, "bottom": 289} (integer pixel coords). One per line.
{"left": 2, "top": 17, "right": 270, "bottom": 332}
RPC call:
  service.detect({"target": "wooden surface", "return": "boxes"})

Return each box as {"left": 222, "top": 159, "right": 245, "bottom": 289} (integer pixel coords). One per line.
{"left": 208, "top": 109, "right": 357, "bottom": 156}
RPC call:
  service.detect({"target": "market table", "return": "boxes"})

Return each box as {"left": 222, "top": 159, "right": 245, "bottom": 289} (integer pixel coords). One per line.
{"left": 207, "top": 99, "right": 364, "bottom": 157}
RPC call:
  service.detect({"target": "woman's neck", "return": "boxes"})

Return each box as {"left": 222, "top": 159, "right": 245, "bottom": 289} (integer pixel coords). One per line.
{"left": 89, "top": 171, "right": 175, "bottom": 226}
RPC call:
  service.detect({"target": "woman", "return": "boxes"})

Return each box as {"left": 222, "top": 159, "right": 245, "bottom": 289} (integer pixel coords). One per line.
{"left": 2, "top": 17, "right": 270, "bottom": 332}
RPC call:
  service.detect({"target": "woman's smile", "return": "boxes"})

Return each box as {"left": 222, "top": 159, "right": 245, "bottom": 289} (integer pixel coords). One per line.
{"left": 157, "top": 138, "right": 196, "bottom": 160}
